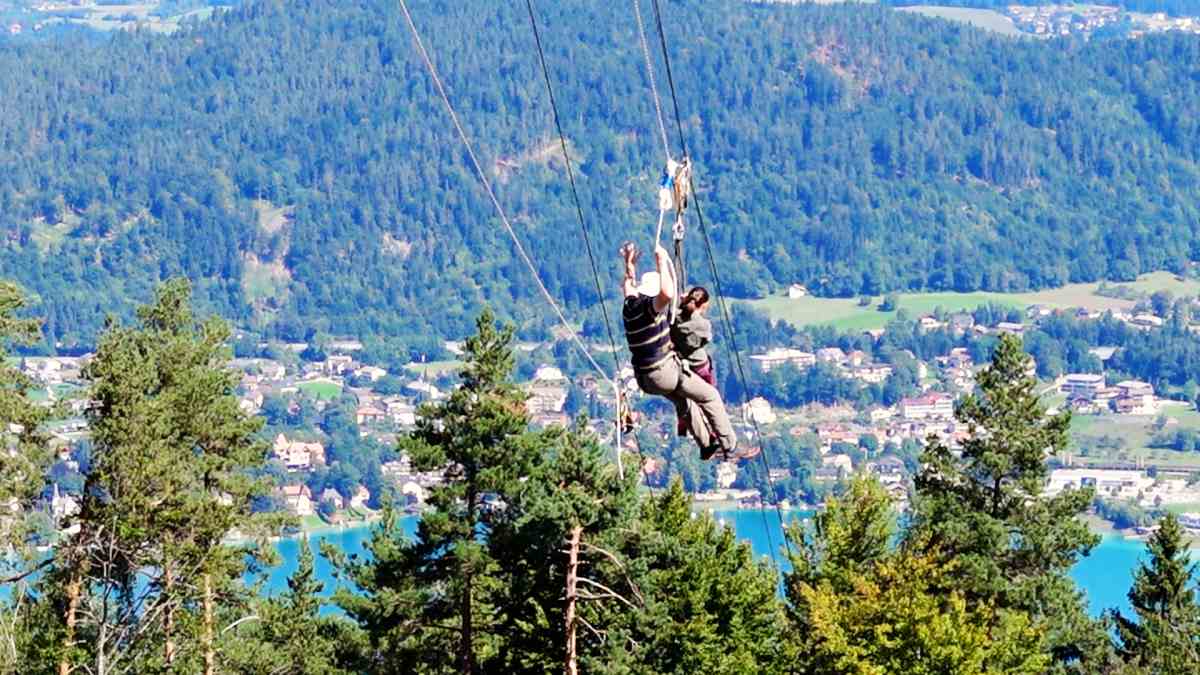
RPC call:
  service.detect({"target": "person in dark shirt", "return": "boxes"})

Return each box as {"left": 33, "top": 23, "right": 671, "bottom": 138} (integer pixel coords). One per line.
{"left": 621, "top": 243, "right": 735, "bottom": 459}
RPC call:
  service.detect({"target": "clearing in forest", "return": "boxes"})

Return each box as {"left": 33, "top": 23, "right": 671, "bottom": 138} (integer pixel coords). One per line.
{"left": 897, "top": 6, "right": 1023, "bottom": 37}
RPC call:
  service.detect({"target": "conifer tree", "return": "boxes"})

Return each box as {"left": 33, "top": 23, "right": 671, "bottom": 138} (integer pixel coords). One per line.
{"left": 0, "top": 282, "right": 51, "bottom": 674}
{"left": 1112, "top": 513, "right": 1200, "bottom": 674}
{"left": 38, "top": 279, "right": 273, "bottom": 675}
{"left": 486, "top": 418, "right": 639, "bottom": 675}
{"left": 911, "top": 334, "right": 1107, "bottom": 667}
{"left": 332, "top": 309, "right": 544, "bottom": 674}
{"left": 223, "top": 543, "right": 359, "bottom": 674}
{"left": 594, "top": 480, "right": 787, "bottom": 675}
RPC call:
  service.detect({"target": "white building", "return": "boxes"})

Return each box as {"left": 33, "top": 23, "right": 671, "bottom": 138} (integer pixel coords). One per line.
{"left": 319, "top": 488, "right": 345, "bottom": 510}
{"left": 744, "top": 397, "right": 776, "bottom": 425}
{"left": 384, "top": 398, "right": 417, "bottom": 426}
{"left": 323, "top": 354, "right": 354, "bottom": 375}
{"left": 280, "top": 485, "right": 315, "bottom": 516}
{"left": 1115, "top": 380, "right": 1154, "bottom": 398}
{"left": 272, "top": 434, "right": 326, "bottom": 472}
{"left": 899, "top": 392, "right": 954, "bottom": 420}
{"left": 822, "top": 454, "right": 853, "bottom": 474}
{"left": 1047, "top": 469, "right": 1150, "bottom": 500}
{"left": 1130, "top": 313, "right": 1164, "bottom": 330}
{"left": 787, "top": 284, "right": 808, "bottom": 299}
{"left": 750, "top": 348, "right": 815, "bottom": 374}
{"left": 355, "top": 365, "right": 388, "bottom": 382}
{"left": 1060, "top": 373, "right": 1106, "bottom": 400}
{"left": 533, "top": 365, "right": 567, "bottom": 383}
{"left": 816, "top": 347, "right": 846, "bottom": 364}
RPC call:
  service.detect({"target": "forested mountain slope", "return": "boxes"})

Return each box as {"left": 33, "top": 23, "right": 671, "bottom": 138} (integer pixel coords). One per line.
{"left": 1, "top": 0, "right": 1199, "bottom": 346}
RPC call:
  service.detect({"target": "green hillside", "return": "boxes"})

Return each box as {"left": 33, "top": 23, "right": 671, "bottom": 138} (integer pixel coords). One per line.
{"left": 2, "top": 0, "right": 1200, "bottom": 347}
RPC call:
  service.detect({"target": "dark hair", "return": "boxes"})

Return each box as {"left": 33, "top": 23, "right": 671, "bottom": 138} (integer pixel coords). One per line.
{"left": 680, "top": 286, "right": 710, "bottom": 319}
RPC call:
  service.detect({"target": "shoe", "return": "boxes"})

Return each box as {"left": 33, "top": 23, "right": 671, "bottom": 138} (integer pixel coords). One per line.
{"left": 727, "top": 445, "right": 759, "bottom": 462}
{"left": 699, "top": 443, "right": 720, "bottom": 461}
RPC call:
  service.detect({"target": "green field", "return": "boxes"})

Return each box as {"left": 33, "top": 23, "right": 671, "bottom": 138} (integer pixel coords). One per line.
{"left": 297, "top": 379, "right": 342, "bottom": 400}
{"left": 1069, "top": 402, "right": 1200, "bottom": 469}
{"left": 897, "top": 6, "right": 1022, "bottom": 37}
{"left": 63, "top": 3, "right": 215, "bottom": 34}
{"left": 405, "top": 360, "right": 463, "bottom": 377}
{"left": 750, "top": 272, "right": 1200, "bottom": 331}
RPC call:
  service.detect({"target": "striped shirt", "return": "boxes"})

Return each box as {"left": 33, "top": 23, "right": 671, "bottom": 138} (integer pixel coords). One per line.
{"left": 623, "top": 295, "right": 673, "bottom": 372}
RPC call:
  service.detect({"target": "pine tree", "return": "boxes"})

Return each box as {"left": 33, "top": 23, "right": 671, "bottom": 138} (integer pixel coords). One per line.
{"left": 332, "top": 309, "right": 544, "bottom": 674}
{"left": 593, "top": 480, "right": 788, "bottom": 675}
{"left": 1112, "top": 513, "right": 1200, "bottom": 674}
{"left": 222, "top": 543, "right": 359, "bottom": 674}
{"left": 911, "top": 334, "right": 1108, "bottom": 667}
{"left": 38, "top": 279, "right": 275, "bottom": 675}
{"left": 0, "top": 282, "right": 52, "bottom": 674}
{"left": 485, "top": 418, "right": 639, "bottom": 675}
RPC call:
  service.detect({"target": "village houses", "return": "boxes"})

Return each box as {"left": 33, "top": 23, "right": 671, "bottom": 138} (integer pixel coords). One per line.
{"left": 272, "top": 433, "right": 326, "bottom": 472}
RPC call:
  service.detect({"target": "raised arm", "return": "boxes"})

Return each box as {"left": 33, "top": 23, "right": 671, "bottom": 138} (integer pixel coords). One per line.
{"left": 653, "top": 244, "right": 675, "bottom": 313}
{"left": 621, "top": 242, "right": 640, "bottom": 298}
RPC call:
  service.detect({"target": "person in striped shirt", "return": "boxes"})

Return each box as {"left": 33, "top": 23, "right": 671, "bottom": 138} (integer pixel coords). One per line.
{"left": 621, "top": 242, "right": 736, "bottom": 459}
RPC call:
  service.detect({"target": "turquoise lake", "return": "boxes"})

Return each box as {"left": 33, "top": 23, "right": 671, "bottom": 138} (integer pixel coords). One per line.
{"left": 264, "top": 510, "right": 1175, "bottom": 618}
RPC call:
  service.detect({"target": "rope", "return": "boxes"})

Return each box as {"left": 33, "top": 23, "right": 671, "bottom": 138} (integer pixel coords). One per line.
{"left": 523, "top": 0, "right": 649, "bottom": 484}
{"left": 647, "top": 0, "right": 793, "bottom": 561}
{"left": 397, "top": 0, "right": 610, "bottom": 384}
{"left": 632, "top": 0, "right": 671, "bottom": 161}
{"left": 523, "top": 0, "right": 621, "bottom": 375}
{"left": 649, "top": 0, "right": 687, "bottom": 155}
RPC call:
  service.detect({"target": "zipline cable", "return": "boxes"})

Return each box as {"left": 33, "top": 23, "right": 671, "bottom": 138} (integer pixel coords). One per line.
{"left": 396, "top": 0, "right": 610, "bottom": 386}
{"left": 632, "top": 0, "right": 672, "bottom": 161}
{"left": 523, "top": 0, "right": 652, "bottom": 484}
{"left": 649, "top": 0, "right": 686, "bottom": 156}
{"left": 523, "top": 0, "right": 621, "bottom": 375}
{"left": 647, "top": 0, "right": 794, "bottom": 561}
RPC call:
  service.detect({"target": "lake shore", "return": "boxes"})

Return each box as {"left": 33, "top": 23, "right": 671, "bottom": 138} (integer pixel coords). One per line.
{"left": 272, "top": 506, "right": 1199, "bottom": 550}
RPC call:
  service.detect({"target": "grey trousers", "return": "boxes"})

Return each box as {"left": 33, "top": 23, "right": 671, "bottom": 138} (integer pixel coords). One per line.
{"left": 636, "top": 357, "right": 737, "bottom": 452}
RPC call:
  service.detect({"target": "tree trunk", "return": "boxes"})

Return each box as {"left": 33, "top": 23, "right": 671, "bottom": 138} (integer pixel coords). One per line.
{"left": 564, "top": 526, "right": 582, "bottom": 675}
{"left": 461, "top": 569, "right": 475, "bottom": 675}
{"left": 163, "top": 563, "right": 175, "bottom": 666}
{"left": 58, "top": 570, "right": 82, "bottom": 675}
{"left": 203, "top": 572, "right": 216, "bottom": 675}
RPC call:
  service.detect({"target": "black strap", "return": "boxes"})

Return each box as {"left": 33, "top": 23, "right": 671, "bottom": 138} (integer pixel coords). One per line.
{"left": 673, "top": 236, "right": 686, "bottom": 296}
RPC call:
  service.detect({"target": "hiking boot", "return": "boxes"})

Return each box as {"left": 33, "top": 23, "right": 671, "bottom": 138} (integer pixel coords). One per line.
{"left": 726, "top": 445, "right": 759, "bottom": 462}
{"left": 699, "top": 443, "right": 721, "bottom": 461}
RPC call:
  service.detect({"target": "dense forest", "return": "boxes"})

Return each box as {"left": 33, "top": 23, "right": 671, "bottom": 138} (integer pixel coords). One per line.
{"left": 2, "top": 0, "right": 1200, "bottom": 347}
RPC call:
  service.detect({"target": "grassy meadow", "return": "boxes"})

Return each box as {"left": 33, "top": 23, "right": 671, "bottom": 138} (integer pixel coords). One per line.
{"left": 297, "top": 378, "right": 342, "bottom": 400}
{"left": 749, "top": 272, "right": 1200, "bottom": 331}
